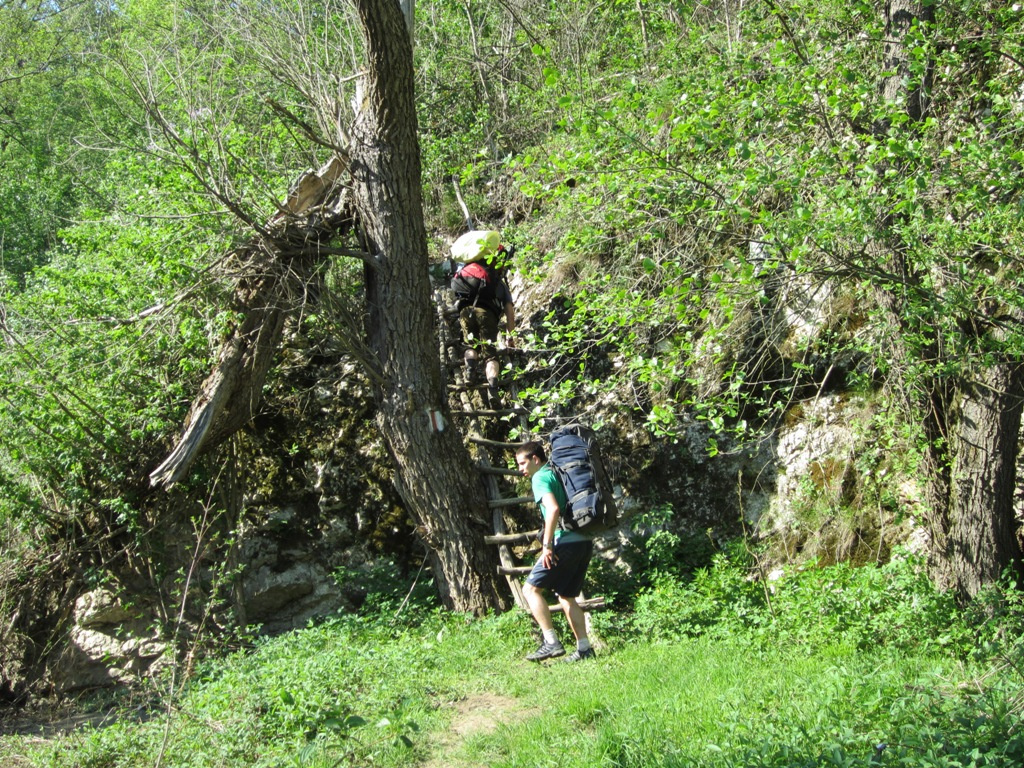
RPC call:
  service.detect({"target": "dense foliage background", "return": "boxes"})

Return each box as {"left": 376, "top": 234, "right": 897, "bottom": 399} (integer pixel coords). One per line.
{"left": 2, "top": 1, "right": 1024, "bottom": 754}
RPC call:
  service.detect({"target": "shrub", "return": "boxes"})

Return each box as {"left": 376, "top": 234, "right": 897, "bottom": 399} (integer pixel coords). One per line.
{"left": 629, "top": 545, "right": 767, "bottom": 642}
{"left": 625, "top": 544, "right": 977, "bottom": 655}
{"left": 768, "top": 551, "right": 973, "bottom": 654}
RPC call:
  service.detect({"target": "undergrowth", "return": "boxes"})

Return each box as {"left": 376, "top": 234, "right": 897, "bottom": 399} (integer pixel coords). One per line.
{"left": 624, "top": 545, "right": 978, "bottom": 656}
{"left": 2, "top": 553, "right": 1022, "bottom": 768}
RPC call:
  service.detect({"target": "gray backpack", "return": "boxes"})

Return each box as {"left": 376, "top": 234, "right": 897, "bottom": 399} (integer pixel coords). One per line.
{"left": 548, "top": 425, "right": 618, "bottom": 533}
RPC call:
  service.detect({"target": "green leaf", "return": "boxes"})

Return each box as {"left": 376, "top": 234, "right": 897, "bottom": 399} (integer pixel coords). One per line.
{"left": 323, "top": 717, "right": 346, "bottom": 731}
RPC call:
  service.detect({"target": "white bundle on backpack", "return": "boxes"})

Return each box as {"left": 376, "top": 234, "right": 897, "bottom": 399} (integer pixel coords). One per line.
{"left": 451, "top": 230, "right": 500, "bottom": 263}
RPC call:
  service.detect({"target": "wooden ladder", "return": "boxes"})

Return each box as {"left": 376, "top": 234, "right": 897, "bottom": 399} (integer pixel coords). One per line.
{"left": 437, "top": 291, "right": 606, "bottom": 617}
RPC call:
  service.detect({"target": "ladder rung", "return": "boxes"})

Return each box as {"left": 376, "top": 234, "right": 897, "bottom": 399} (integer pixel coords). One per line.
{"left": 485, "top": 529, "right": 541, "bottom": 545}
{"left": 447, "top": 383, "right": 488, "bottom": 392}
{"left": 451, "top": 408, "right": 528, "bottom": 417}
{"left": 548, "top": 597, "right": 606, "bottom": 612}
{"left": 476, "top": 466, "right": 520, "bottom": 476}
{"left": 498, "top": 565, "right": 533, "bottom": 576}
{"left": 488, "top": 496, "right": 532, "bottom": 508}
{"left": 469, "top": 435, "right": 521, "bottom": 449}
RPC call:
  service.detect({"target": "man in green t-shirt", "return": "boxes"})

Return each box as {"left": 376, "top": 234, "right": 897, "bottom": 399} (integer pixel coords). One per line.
{"left": 514, "top": 441, "right": 595, "bottom": 662}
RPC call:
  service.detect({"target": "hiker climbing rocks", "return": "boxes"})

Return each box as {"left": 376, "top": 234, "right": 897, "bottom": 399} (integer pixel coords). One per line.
{"left": 514, "top": 440, "right": 595, "bottom": 663}
{"left": 449, "top": 230, "right": 516, "bottom": 410}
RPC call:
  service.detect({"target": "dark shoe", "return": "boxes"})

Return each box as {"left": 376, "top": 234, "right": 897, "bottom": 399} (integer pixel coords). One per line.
{"left": 486, "top": 385, "right": 503, "bottom": 411}
{"left": 563, "top": 647, "right": 596, "bottom": 662}
{"left": 525, "top": 641, "right": 565, "bottom": 662}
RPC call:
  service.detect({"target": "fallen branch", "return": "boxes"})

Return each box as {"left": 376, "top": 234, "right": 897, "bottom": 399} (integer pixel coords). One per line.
{"left": 150, "top": 158, "right": 356, "bottom": 488}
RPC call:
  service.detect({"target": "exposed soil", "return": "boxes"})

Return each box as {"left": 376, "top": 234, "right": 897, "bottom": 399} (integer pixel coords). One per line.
{"left": 1, "top": 708, "right": 123, "bottom": 738}
{"left": 422, "top": 692, "right": 536, "bottom": 767}
{"left": 0, "top": 701, "right": 156, "bottom": 766}
{"left": 0, "top": 708, "right": 114, "bottom": 767}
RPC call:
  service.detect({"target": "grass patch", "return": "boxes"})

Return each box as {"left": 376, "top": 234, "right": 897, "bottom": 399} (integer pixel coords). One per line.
{"left": 451, "top": 640, "right": 987, "bottom": 768}
{"left": 2, "top": 558, "right": 1022, "bottom": 768}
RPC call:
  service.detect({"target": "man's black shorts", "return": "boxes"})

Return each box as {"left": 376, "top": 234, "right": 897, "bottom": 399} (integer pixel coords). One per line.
{"left": 526, "top": 539, "right": 593, "bottom": 598}
{"left": 459, "top": 306, "right": 500, "bottom": 359}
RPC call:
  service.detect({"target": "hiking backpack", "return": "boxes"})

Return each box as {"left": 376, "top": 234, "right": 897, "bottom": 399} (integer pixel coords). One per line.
{"left": 451, "top": 260, "right": 500, "bottom": 313}
{"left": 548, "top": 425, "right": 618, "bottom": 534}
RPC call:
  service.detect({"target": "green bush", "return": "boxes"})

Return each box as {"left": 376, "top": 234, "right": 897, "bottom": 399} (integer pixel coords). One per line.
{"left": 334, "top": 559, "right": 441, "bottom": 620}
{"left": 629, "top": 545, "right": 768, "bottom": 642}
{"left": 626, "top": 545, "right": 976, "bottom": 656}
{"left": 769, "top": 551, "right": 973, "bottom": 655}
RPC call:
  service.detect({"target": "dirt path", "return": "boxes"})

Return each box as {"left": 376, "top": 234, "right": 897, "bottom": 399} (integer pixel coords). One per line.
{"left": 422, "top": 692, "right": 535, "bottom": 768}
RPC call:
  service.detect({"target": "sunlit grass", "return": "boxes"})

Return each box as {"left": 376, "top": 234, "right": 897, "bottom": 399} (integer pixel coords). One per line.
{"left": 452, "top": 639, "right": 973, "bottom": 768}
{"left": 3, "top": 559, "right": 1022, "bottom": 768}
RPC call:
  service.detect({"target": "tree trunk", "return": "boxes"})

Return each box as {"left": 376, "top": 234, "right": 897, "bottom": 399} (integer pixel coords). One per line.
{"left": 873, "top": 0, "right": 1024, "bottom": 600}
{"left": 937, "top": 365, "right": 1024, "bottom": 599}
{"left": 349, "top": 0, "right": 509, "bottom": 614}
{"left": 881, "top": 0, "right": 934, "bottom": 122}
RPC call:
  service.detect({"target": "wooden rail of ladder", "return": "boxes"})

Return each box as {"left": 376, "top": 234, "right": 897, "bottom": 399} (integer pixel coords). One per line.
{"left": 469, "top": 435, "right": 533, "bottom": 610}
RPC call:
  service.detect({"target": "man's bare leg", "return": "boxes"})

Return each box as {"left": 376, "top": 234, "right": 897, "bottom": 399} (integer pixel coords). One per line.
{"left": 524, "top": 582, "right": 554, "bottom": 631}
{"left": 559, "top": 596, "right": 595, "bottom": 661}
{"left": 523, "top": 582, "right": 566, "bottom": 660}
{"left": 559, "top": 595, "right": 588, "bottom": 642}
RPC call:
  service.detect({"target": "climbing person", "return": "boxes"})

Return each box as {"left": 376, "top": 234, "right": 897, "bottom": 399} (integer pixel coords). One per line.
{"left": 449, "top": 230, "right": 516, "bottom": 410}
{"left": 514, "top": 440, "right": 596, "bottom": 662}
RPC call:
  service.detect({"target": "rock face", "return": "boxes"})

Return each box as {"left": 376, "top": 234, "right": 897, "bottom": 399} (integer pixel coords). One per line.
{"left": 768, "top": 394, "right": 861, "bottom": 532}
{"left": 236, "top": 513, "right": 346, "bottom": 634}
{"left": 52, "top": 525, "right": 352, "bottom": 692}
{"left": 53, "top": 589, "right": 166, "bottom": 693}
{"left": 757, "top": 394, "right": 927, "bottom": 564}
{"left": 42, "top": 347, "right": 404, "bottom": 695}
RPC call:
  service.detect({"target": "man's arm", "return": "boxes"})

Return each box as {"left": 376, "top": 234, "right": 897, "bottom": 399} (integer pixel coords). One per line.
{"left": 503, "top": 301, "right": 516, "bottom": 348}
{"left": 540, "top": 491, "right": 560, "bottom": 566}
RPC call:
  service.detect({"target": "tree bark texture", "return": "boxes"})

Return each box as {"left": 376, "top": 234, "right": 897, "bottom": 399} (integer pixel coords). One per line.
{"left": 942, "top": 365, "right": 1024, "bottom": 599}
{"left": 881, "top": 0, "right": 934, "bottom": 122}
{"left": 349, "top": 0, "right": 509, "bottom": 614}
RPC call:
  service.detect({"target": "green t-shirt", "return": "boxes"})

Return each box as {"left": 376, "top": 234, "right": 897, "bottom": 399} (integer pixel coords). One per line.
{"left": 531, "top": 464, "right": 588, "bottom": 543}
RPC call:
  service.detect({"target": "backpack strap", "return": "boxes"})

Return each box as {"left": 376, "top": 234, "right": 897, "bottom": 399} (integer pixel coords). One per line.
{"left": 453, "top": 261, "right": 503, "bottom": 316}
